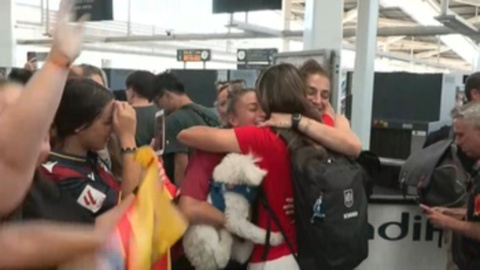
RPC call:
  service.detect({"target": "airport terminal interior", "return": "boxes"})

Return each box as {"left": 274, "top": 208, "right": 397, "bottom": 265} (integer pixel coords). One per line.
{"left": 4, "top": 0, "right": 480, "bottom": 269}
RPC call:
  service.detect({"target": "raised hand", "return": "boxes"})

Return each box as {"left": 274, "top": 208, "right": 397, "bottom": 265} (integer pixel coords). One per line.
{"left": 49, "top": 0, "right": 88, "bottom": 67}
{"left": 113, "top": 101, "right": 137, "bottom": 141}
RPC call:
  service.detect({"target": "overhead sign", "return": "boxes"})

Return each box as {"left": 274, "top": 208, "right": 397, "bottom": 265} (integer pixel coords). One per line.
{"left": 237, "top": 48, "right": 277, "bottom": 70}
{"left": 177, "top": 49, "right": 211, "bottom": 62}
{"left": 273, "top": 49, "right": 329, "bottom": 68}
{"left": 74, "top": 0, "right": 113, "bottom": 21}
{"left": 237, "top": 48, "right": 278, "bottom": 63}
{"left": 213, "top": 0, "right": 282, "bottom": 14}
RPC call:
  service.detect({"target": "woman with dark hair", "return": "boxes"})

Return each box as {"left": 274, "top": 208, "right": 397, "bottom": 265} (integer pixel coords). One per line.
{"left": 258, "top": 59, "right": 362, "bottom": 157}
{"left": 41, "top": 78, "right": 141, "bottom": 218}
{"left": 0, "top": 81, "right": 134, "bottom": 269}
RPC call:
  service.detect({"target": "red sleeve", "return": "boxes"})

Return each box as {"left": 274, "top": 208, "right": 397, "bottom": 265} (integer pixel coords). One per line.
{"left": 234, "top": 126, "right": 270, "bottom": 156}
{"left": 322, "top": 114, "right": 335, "bottom": 127}
{"left": 180, "top": 151, "right": 223, "bottom": 201}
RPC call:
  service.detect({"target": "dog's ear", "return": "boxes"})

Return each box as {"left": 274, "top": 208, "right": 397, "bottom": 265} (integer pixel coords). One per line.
{"left": 243, "top": 159, "right": 267, "bottom": 186}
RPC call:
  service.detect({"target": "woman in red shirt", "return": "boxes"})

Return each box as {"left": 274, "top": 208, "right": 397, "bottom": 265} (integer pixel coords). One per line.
{"left": 178, "top": 64, "right": 326, "bottom": 270}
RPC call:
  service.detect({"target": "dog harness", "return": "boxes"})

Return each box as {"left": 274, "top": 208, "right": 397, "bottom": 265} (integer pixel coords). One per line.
{"left": 209, "top": 182, "right": 258, "bottom": 212}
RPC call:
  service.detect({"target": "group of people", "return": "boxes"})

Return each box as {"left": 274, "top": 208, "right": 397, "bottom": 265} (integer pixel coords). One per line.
{"left": 6, "top": 1, "right": 480, "bottom": 270}
{"left": 0, "top": 1, "right": 362, "bottom": 268}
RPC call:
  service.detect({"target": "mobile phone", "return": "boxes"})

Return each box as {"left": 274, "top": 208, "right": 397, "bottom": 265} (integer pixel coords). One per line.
{"left": 154, "top": 110, "right": 166, "bottom": 156}
{"left": 27, "top": 51, "right": 37, "bottom": 62}
{"left": 27, "top": 52, "right": 48, "bottom": 69}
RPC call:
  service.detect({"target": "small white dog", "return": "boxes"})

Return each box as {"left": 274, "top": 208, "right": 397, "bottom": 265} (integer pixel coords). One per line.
{"left": 183, "top": 153, "right": 284, "bottom": 270}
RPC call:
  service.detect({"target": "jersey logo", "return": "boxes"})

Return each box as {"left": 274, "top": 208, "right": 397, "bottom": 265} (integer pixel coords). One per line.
{"left": 41, "top": 161, "right": 58, "bottom": 173}
{"left": 87, "top": 172, "right": 96, "bottom": 181}
{"left": 77, "top": 185, "right": 106, "bottom": 213}
{"left": 344, "top": 189, "right": 354, "bottom": 208}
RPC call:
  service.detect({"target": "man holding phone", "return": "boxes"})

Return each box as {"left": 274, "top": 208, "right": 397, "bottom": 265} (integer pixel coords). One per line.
{"left": 422, "top": 102, "right": 480, "bottom": 269}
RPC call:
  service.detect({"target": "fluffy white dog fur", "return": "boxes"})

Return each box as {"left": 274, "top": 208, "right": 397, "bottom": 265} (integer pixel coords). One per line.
{"left": 183, "top": 153, "right": 284, "bottom": 270}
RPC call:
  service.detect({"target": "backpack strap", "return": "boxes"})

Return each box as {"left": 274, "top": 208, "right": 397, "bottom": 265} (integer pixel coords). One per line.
{"left": 180, "top": 104, "right": 220, "bottom": 127}
{"left": 258, "top": 189, "right": 299, "bottom": 264}
{"left": 449, "top": 126, "right": 455, "bottom": 140}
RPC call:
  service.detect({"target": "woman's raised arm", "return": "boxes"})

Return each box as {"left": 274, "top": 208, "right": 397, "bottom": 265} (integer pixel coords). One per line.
{"left": 0, "top": 0, "right": 86, "bottom": 216}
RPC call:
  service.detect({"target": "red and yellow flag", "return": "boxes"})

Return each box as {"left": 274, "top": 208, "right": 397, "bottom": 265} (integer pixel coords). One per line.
{"left": 106, "top": 147, "right": 186, "bottom": 270}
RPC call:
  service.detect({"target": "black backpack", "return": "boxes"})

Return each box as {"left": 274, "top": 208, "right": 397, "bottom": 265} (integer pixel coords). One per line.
{"left": 262, "top": 142, "right": 369, "bottom": 270}
{"left": 399, "top": 139, "right": 470, "bottom": 207}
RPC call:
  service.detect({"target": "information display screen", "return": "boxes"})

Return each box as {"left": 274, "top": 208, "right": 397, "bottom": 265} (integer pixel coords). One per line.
{"left": 213, "top": 0, "right": 282, "bottom": 13}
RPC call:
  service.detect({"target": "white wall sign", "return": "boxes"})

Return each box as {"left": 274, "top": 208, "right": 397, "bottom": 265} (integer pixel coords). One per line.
{"left": 357, "top": 203, "right": 447, "bottom": 270}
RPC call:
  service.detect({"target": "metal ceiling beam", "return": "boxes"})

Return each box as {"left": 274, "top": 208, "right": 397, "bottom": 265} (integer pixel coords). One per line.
{"left": 378, "top": 36, "right": 407, "bottom": 51}
{"left": 380, "top": 0, "right": 478, "bottom": 67}
{"left": 377, "top": 18, "right": 417, "bottom": 27}
{"left": 344, "top": 43, "right": 469, "bottom": 71}
{"left": 415, "top": 47, "right": 451, "bottom": 58}
{"left": 381, "top": 36, "right": 407, "bottom": 45}
{"left": 385, "top": 39, "right": 450, "bottom": 50}
{"left": 17, "top": 26, "right": 459, "bottom": 45}
{"left": 343, "top": 9, "right": 358, "bottom": 24}
{"left": 344, "top": 25, "right": 455, "bottom": 37}
{"left": 226, "top": 20, "right": 282, "bottom": 36}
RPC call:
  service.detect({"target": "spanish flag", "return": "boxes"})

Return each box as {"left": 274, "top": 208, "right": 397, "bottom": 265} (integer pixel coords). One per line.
{"left": 105, "top": 147, "right": 187, "bottom": 270}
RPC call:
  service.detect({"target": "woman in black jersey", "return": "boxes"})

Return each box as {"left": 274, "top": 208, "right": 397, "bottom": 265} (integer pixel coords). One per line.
{"left": 41, "top": 78, "right": 141, "bottom": 218}
{"left": 0, "top": 70, "right": 134, "bottom": 270}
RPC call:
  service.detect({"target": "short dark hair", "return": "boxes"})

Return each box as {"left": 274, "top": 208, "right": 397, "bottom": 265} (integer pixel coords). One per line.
{"left": 465, "top": 72, "right": 480, "bottom": 102}
{"left": 125, "top": 71, "right": 156, "bottom": 101}
{"left": 112, "top": 89, "right": 127, "bottom": 102}
{"left": 152, "top": 72, "right": 185, "bottom": 99}
{"left": 299, "top": 59, "right": 330, "bottom": 80}
{"left": 8, "top": 68, "right": 34, "bottom": 85}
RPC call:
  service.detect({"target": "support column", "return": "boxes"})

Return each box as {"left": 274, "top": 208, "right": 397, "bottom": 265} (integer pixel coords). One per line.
{"left": 350, "top": 0, "right": 379, "bottom": 150}
{"left": 303, "top": 0, "right": 344, "bottom": 112}
{"left": 0, "top": 0, "right": 16, "bottom": 68}
{"left": 474, "top": 53, "right": 480, "bottom": 71}
{"left": 281, "top": 0, "right": 292, "bottom": 52}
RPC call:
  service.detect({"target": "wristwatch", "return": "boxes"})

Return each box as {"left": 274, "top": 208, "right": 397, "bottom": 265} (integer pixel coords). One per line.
{"left": 121, "top": 147, "right": 137, "bottom": 154}
{"left": 291, "top": 113, "right": 302, "bottom": 131}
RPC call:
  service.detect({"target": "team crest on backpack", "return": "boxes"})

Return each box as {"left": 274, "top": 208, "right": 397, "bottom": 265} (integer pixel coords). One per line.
{"left": 344, "top": 189, "right": 354, "bottom": 208}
